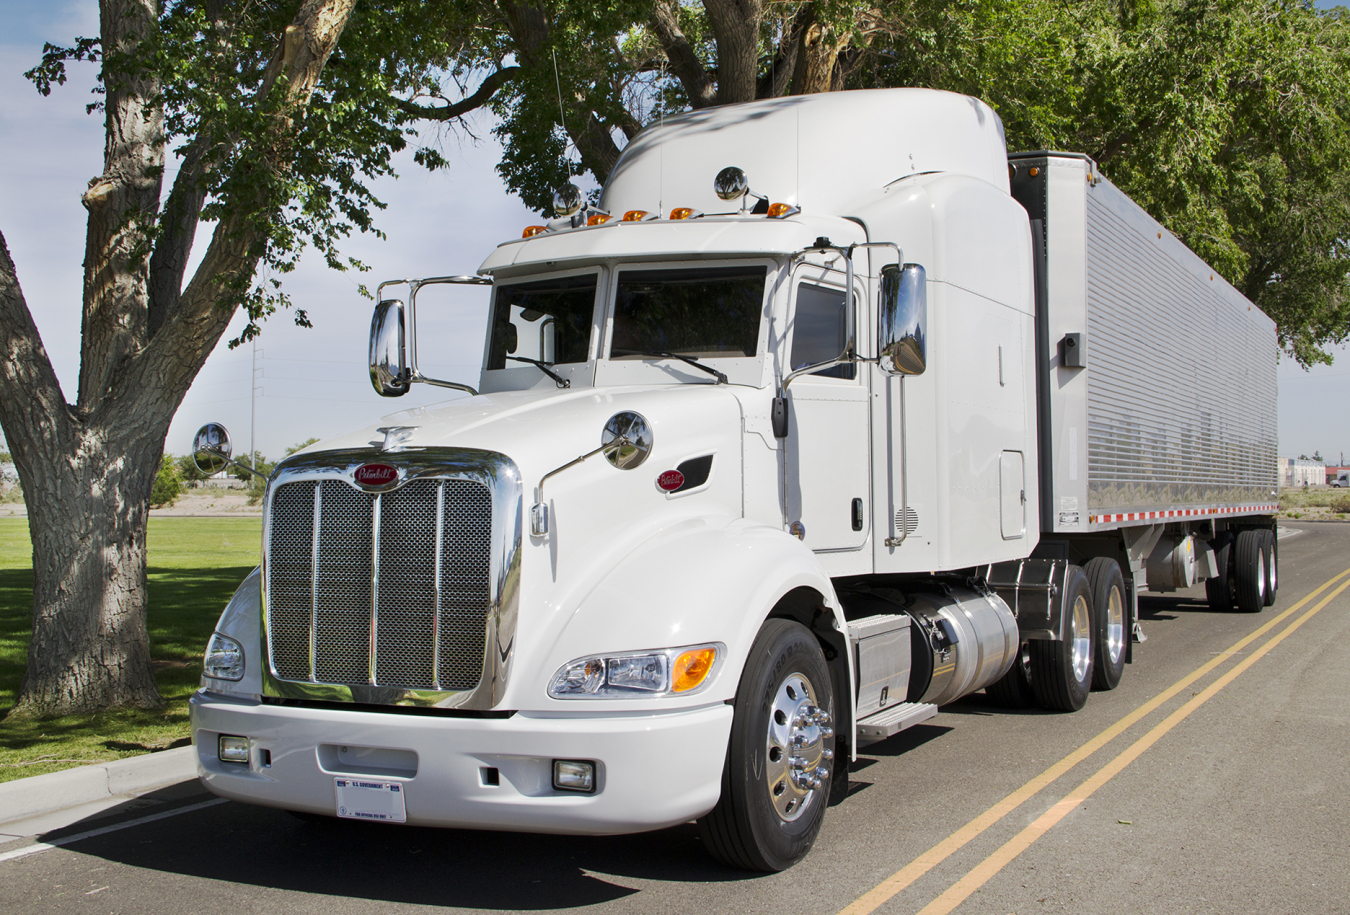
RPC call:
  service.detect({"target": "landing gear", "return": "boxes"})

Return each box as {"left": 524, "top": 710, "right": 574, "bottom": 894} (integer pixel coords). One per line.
{"left": 699, "top": 619, "right": 835, "bottom": 872}
{"left": 1030, "top": 565, "right": 1094, "bottom": 712}
{"left": 1084, "top": 557, "right": 1126, "bottom": 691}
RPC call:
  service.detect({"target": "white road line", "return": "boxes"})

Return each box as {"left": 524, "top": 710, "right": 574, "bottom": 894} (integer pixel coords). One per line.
{"left": 0, "top": 798, "right": 228, "bottom": 865}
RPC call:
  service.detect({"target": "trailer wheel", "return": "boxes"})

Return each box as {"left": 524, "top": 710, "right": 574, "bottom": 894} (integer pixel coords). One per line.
{"left": 1029, "top": 565, "right": 1093, "bottom": 712}
{"left": 1261, "top": 529, "right": 1278, "bottom": 607}
{"left": 984, "top": 641, "right": 1036, "bottom": 708}
{"left": 1085, "top": 558, "right": 1127, "bottom": 691}
{"left": 698, "top": 619, "right": 835, "bottom": 872}
{"left": 1205, "top": 536, "right": 1234, "bottom": 612}
{"left": 1234, "top": 530, "right": 1266, "bottom": 613}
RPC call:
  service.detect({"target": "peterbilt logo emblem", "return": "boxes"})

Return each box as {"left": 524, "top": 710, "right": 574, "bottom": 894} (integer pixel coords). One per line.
{"left": 353, "top": 462, "right": 400, "bottom": 488}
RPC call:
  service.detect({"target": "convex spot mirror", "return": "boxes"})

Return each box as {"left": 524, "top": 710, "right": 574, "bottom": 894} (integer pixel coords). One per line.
{"left": 601, "top": 411, "right": 653, "bottom": 469}
{"left": 192, "top": 423, "right": 233, "bottom": 475}
{"left": 878, "top": 263, "right": 927, "bottom": 376}
{"left": 369, "top": 298, "right": 411, "bottom": 396}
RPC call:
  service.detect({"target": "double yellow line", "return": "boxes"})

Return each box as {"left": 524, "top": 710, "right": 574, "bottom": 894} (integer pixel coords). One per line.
{"left": 838, "top": 566, "right": 1350, "bottom": 915}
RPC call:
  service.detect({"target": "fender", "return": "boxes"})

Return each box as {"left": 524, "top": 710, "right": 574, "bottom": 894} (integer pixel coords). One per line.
{"left": 201, "top": 566, "right": 264, "bottom": 698}
{"left": 538, "top": 517, "right": 857, "bottom": 740}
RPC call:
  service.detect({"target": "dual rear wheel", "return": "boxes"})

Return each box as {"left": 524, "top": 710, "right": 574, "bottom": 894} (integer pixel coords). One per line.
{"left": 1207, "top": 529, "right": 1277, "bottom": 613}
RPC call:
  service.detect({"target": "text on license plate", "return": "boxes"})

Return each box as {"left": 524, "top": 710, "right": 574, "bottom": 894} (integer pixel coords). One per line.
{"left": 334, "top": 777, "right": 407, "bottom": 823}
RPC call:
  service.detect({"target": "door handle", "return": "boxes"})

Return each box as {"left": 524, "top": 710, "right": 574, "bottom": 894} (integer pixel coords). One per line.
{"left": 852, "top": 498, "right": 864, "bottom": 531}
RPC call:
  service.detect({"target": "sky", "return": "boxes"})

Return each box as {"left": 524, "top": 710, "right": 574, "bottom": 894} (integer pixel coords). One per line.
{"left": 2, "top": 0, "right": 1349, "bottom": 465}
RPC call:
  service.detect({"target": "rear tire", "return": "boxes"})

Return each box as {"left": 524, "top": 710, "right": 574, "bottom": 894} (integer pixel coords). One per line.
{"left": 985, "top": 641, "right": 1036, "bottom": 708}
{"left": 1234, "top": 529, "right": 1266, "bottom": 613}
{"left": 1205, "top": 536, "right": 1234, "bottom": 612}
{"left": 698, "top": 619, "right": 835, "bottom": 872}
{"left": 1261, "top": 529, "right": 1278, "bottom": 607}
{"left": 1030, "top": 565, "right": 1094, "bottom": 712}
{"left": 1085, "top": 558, "right": 1127, "bottom": 691}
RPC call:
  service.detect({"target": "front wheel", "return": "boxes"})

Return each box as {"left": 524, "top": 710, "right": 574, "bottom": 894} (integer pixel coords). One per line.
{"left": 698, "top": 619, "right": 835, "bottom": 872}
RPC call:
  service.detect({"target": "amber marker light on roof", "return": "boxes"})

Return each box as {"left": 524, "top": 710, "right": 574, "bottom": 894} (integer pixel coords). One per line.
{"left": 671, "top": 647, "right": 717, "bottom": 693}
{"left": 669, "top": 207, "right": 700, "bottom": 220}
{"left": 587, "top": 213, "right": 612, "bottom": 226}
{"left": 522, "top": 225, "right": 546, "bottom": 238}
{"left": 767, "top": 203, "right": 800, "bottom": 218}
{"left": 622, "top": 210, "right": 656, "bottom": 222}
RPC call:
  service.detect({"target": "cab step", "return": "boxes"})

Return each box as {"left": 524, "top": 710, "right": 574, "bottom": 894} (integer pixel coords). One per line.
{"left": 856, "top": 701, "right": 938, "bottom": 745}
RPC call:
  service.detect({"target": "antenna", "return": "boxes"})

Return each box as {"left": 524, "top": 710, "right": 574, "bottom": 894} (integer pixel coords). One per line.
{"left": 552, "top": 49, "right": 571, "bottom": 178}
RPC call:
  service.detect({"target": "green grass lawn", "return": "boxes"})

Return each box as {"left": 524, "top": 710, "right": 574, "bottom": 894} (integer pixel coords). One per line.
{"left": 0, "top": 516, "right": 261, "bottom": 783}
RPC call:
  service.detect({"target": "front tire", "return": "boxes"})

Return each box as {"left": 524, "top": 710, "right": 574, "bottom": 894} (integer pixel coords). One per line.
{"left": 699, "top": 619, "right": 835, "bottom": 872}
{"left": 1030, "top": 565, "right": 1094, "bottom": 712}
{"left": 1085, "top": 558, "right": 1127, "bottom": 691}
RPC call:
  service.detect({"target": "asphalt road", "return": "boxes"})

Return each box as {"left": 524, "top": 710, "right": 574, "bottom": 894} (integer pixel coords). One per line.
{"left": 3, "top": 521, "right": 1348, "bottom": 915}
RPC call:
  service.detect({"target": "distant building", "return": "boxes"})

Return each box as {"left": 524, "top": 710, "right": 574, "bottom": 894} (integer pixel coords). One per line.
{"left": 1280, "top": 457, "right": 1326, "bottom": 487}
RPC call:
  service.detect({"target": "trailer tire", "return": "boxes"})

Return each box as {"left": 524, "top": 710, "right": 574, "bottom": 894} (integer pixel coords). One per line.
{"left": 1205, "top": 537, "right": 1234, "bottom": 612}
{"left": 984, "top": 641, "right": 1036, "bottom": 708}
{"left": 1029, "top": 565, "right": 1093, "bottom": 712}
{"left": 1261, "top": 529, "right": 1278, "bottom": 607}
{"left": 1234, "top": 530, "right": 1266, "bottom": 613}
{"left": 698, "top": 619, "right": 835, "bottom": 872}
{"left": 1085, "top": 558, "right": 1127, "bottom": 691}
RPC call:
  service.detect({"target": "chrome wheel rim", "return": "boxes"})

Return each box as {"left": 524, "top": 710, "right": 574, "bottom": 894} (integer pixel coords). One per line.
{"left": 1105, "top": 585, "right": 1125, "bottom": 666}
{"left": 764, "top": 672, "right": 832, "bottom": 822}
{"left": 1269, "top": 544, "right": 1278, "bottom": 592}
{"left": 1070, "top": 594, "right": 1091, "bottom": 682}
{"left": 1255, "top": 552, "right": 1266, "bottom": 601}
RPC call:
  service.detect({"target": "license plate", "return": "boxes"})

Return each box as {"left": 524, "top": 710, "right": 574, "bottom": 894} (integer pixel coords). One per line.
{"left": 334, "top": 777, "right": 407, "bottom": 823}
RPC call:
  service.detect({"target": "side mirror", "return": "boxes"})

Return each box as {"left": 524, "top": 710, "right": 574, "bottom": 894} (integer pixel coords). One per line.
{"left": 192, "top": 423, "right": 233, "bottom": 476}
{"left": 369, "top": 299, "right": 411, "bottom": 396}
{"left": 878, "top": 263, "right": 927, "bottom": 375}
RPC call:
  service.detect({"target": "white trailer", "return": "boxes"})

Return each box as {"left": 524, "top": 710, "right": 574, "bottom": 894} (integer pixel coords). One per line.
{"left": 189, "top": 89, "right": 1278, "bottom": 872}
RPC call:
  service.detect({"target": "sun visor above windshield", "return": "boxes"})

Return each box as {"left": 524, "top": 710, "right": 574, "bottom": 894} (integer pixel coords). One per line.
{"left": 479, "top": 218, "right": 859, "bottom": 274}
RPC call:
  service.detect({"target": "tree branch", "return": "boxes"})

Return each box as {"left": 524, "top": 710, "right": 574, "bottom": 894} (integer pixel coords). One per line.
{"left": 650, "top": 0, "right": 716, "bottom": 109}
{"left": 0, "top": 231, "right": 77, "bottom": 490}
{"left": 147, "top": 136, "right": 209, "bottom": 336}
{"left": 395, "top": 66, "right": 521, "bottom": 122}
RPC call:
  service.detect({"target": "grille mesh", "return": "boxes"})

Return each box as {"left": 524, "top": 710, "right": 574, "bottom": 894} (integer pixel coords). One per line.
{"left": 266, "top": 476, "right": 493, "bottom": 692}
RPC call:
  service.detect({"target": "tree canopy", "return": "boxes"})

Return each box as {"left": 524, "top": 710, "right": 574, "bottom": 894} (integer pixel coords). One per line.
{"left": 3, "top": 0, "right": 1348, "bottom": 716}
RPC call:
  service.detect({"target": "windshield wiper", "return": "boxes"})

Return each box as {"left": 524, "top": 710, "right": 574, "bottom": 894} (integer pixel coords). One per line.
{"left": 611, "top": 349, "right": 727, "bottom": 384}
{"left": 505, "top": 356, "right": 571, "bottom": 388}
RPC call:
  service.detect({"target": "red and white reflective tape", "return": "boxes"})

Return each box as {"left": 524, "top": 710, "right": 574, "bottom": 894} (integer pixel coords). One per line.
{"left": 1089, "top": 504, "right": 1278, "bottom": 524}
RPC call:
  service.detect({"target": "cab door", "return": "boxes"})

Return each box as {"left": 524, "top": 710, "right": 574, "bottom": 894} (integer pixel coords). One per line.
{"left": 782, "top": 262, "right": 871, "bottom": 552}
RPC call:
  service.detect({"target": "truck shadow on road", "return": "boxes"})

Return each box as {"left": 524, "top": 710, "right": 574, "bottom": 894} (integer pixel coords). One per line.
{"left": 48, "top": 798, "right": 772, "bottom": 907}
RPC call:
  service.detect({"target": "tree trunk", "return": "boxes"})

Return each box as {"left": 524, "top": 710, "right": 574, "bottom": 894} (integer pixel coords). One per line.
{"left": 0, "top": 0, "right": 358, "bottom": 717}
{"left": 16, "top": 429, "right": 166, "bottom": 714}
{"left": 705, "top": 0, "right": 765, "bottom": 105}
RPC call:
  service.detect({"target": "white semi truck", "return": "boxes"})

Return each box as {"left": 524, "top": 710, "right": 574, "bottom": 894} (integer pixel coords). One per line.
{"left": 189, "top": 88, "right": 1279, "bottom": 872}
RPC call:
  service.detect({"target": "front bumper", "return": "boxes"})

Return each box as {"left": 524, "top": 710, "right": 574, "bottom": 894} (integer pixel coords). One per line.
{"left": 189, "top": 690, "right": 732, "bottom": 835}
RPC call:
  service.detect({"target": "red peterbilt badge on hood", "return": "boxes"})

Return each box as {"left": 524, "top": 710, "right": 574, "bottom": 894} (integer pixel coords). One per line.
{"left": 353, "top": 462, "right": 400, "bottom": 488}
{"left": 656, "top": 469, "right": 685, "bottom": 492}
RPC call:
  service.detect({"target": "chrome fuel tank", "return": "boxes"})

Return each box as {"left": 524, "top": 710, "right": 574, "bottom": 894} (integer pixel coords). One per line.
{"left": 906, "top": 586, "right": 1019, "bottom": 707}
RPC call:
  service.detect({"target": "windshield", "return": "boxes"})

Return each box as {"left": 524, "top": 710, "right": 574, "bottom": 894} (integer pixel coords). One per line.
{"left": 487, "top": 273, "right": 597, "bottom": 370}
{"left": 610, "top": 266, "right": 766, "bottom": 360}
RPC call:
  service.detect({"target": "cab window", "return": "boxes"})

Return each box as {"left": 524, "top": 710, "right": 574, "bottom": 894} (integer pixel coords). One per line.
{"left": 790, "top": 283, "right": 854, "bottom": 379}
{"left": 487, "top": 273, "right": 597, "bottom": 369}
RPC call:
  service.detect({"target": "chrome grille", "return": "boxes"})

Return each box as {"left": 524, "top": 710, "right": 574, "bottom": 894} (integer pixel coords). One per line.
{"left": 266, "top": 477, "right": 493, "bottom": 692}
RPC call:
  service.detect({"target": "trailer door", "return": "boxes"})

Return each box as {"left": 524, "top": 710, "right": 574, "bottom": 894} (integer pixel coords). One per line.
{"left": 783, "top": 263, "right": 871, "bottom": 552}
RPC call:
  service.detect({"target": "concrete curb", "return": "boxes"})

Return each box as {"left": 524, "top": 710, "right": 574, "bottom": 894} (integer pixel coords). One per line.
{"left": 0, "top": 746, "right": 198, "bottom": 825}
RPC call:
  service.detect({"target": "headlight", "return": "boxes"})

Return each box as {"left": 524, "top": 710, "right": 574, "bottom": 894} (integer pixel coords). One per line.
{"left": 203, "top": 632, "right": 245, "bottom": 681}
{"left": 548, "top": 644, "right": 722, "bottom": 699}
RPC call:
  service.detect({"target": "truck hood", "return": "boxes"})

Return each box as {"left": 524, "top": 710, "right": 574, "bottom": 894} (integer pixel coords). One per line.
{"left": 300, "top": 384, "right": 747, "bottom": 493}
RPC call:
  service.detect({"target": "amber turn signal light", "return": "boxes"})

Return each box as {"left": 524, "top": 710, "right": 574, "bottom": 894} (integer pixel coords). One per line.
{"left": 587, "top": 213, "right": 612, "bottom": 226}
{"left": 522, "top": 225, "right": 546, "bottom": 238}
{"left": 671, "top": 647, "right": 717, "bottom": 693}
{"left": 669, "top": 207, "right": 700, "bottom": 220}
{"left": 622, "top": 210, "right": 653, "bottom": 222}
{"left": 767, "top": 203, "right": 800, "bottom": 218}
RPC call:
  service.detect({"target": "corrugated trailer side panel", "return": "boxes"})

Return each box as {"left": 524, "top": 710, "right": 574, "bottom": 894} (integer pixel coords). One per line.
{"left": 1084, "top": 180, "right": 1277, "bottom": 522}
{"left": 1010, "top": 153, "right": 1278, "bottom": 535}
